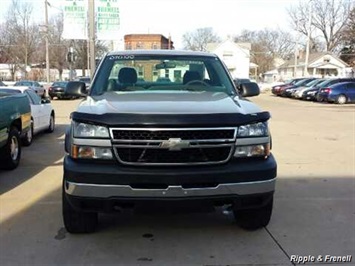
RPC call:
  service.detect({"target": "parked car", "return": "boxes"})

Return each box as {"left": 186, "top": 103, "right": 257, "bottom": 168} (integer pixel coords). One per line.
{"left": 281, "top": 78, "right": 317, "bottom": 97}
{"left": 316, "top": 82, "right": 355, "bottom": 104}
{"left": 14, "top": 80, "right": 46, "bottom": 97}
{"left": 0, "top": 90, "right": 31, "bottom": 170}
{"left": 302, "top": 78, "right": 355, "bottom": 101}
{"left": 271, "top": 78, "right": 305, "bottom": 96}
{"left": 292, "top": 79, "right": 326, "bottom": 99}
{"left": 0, "top": 80, "right": 7, "bottom": 86}
{"left": 48, "top": 81, "right": 71, "bottom": 99}
{"left": 0, "top": 87, "right": 55, "bottom": 146}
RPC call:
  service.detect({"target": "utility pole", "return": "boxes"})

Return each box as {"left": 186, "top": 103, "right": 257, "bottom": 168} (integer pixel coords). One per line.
{"left": 304, "top": 0, "right": 312, "bottom": 77}
{"left": 45, "top": 0, "right": 50, "bottom": 83}
{"left": 294, "top": 43, "right": 298, "bottom": 78}
{"left": 88, "top": 0, "right": 96, "bottom": 78}
{"left": 294, "top": 20, "right": 300, "bottom": 78}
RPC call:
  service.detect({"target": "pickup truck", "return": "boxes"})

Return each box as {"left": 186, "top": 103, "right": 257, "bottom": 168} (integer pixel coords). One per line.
{"left": 0, "top": 91, "right": 31, "bottom": 170}
{"left": 63, "top": 50, "right": 277, "bottom": 233}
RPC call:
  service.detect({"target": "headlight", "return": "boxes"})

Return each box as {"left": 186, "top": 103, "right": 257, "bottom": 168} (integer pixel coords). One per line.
{"left": 73, "top": 122, "right": 109, "bottom": 138}
{"left": 237, "top": 122, "right": 268, "bottom": 137}
{"left": 234, "top": 144, "right": 270, "bottom": 158}
{"left": 71, "top": 145, "right": 113, "bottom": 159}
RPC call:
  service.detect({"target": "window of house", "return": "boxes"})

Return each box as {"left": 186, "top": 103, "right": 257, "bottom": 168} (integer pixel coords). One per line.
{"left": 223, "top": 51, "right": 233, "bottom": 56}
{"left": 137, "top": 66, "right": 144, "bottom": 77}
{"left": 165, "top": 69, "right": 169, "bottom": 78}
{"left": 136, "top": 42, "right": 143, "bottom": 49}
{"left": 323, "top": 56, "right": 330, "bottom": 63}
{"left": 151, "top": 43, "right": 158, "bottom": 49}
{"left": 174, "top": 70, "right": 182, "bottom": 83}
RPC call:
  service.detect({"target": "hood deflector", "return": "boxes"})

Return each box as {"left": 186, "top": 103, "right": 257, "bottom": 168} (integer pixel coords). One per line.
{"left": 71, "top": 111, "right": 270, "bottom": 127}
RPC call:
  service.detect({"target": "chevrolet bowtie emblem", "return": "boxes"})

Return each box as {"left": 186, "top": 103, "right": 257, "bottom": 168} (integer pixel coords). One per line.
{"left": 160, "top": 138, "right": 190, "bottom": 150}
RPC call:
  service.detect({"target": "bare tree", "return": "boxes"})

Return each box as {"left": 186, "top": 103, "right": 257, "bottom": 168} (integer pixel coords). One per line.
{"left": 47, "top": 13, "right": 70, "bottom": 80}
{"left": 0, "top": 0, "right": 41, "bottom": 80}
{"left": 288, "top": 0, "right": 354, "bottom": 52}
{"left": 340, "top": 7, "right": 355, "bottom": 66}
{"left": 73, "top": 40, "right": 108, "bottom": 77}
{"left": 182, "top": 27, "right": 221, "bottom": 51}
{"left": 234, "top": 29, "right": 295, "bottom": 75}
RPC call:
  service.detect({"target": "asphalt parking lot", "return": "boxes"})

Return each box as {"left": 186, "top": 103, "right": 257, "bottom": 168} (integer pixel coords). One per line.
{"left": 0, "top": 92, "right": 354, "bottom": 266}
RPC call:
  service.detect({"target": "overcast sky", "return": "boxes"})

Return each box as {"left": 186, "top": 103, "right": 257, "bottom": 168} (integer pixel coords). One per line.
{"left": 0, "top": 0, "right": 300, "bottom": 48}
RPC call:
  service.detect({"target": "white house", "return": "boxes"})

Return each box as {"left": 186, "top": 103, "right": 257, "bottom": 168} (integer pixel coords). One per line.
{"left": 206, "top": 40, "right": 251, "bottom": 79}
{"left": 278, "top": 52, "right": 349, "bottom": 80}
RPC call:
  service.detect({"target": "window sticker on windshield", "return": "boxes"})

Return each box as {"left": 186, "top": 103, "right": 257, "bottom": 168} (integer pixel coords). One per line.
{"left": 108, "top": 55, "right": 135, "bottom": 60}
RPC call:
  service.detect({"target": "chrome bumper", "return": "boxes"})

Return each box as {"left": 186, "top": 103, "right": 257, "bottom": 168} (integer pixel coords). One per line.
{"left": 65, "top": 178, "right": 276, "bottom": 198}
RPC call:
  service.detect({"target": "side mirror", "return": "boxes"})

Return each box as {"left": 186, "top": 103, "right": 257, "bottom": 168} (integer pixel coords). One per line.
{"left": 41, "top": 98, "right": 51, "bottom": 104}
{"left": 239, "top": 82, "right": 260, "bottom": 97}
{"left": 65, "top": 81, "right": 87, "bottom": 97}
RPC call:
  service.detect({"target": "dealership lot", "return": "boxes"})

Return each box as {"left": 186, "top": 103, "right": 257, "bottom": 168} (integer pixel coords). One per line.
{"left": 0, "top": 93, "right": 354, "bottom": 265}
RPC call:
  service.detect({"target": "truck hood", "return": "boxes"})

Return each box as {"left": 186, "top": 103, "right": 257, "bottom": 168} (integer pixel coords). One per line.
{"left": 77, "top": 91, "right": 262, "bottom": 115}
{"left": 72, "top": 91, "right": 269, "bottom": 127}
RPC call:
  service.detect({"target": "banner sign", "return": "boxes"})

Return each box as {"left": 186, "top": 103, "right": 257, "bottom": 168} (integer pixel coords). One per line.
{"left": 96, "top": 0, "right": 120, "bottom": 40}
{"left": 62, "top": 0, "right": 88, "bottom": 40}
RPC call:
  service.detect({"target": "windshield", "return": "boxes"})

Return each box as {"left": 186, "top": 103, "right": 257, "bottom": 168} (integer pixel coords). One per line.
{"left": 90, "top": 54, "right": 236, "bottom": 96}
{"left": 306, "top": 79, "right": 323, "bottom": 87}
{"left": 316, "top": 79, "right": 334, "bottom": 88}
{"left": 52, "top": 82, "right": 68, "bottom": 87}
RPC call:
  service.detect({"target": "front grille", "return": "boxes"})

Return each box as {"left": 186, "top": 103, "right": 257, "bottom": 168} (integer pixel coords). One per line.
{"left": 116, "top": 147, "right": 231, "bottom": 164}
{"left": 110, "top": 127, "right": 237, "bottom": 165}
{"left": 112, "top": 129, "right": 235, "bottom": 140}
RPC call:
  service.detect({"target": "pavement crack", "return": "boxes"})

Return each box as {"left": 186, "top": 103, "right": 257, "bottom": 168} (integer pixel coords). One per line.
{"left": 265, "top": 226, "right": 295, "bottom": 266}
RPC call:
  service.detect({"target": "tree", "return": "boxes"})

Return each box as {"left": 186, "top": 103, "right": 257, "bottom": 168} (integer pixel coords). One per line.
{"left": 0, "top": 0, "right": 40, "bottom": 80}
{"left": 47, "top": 13, "right": 70, "bottom": 81}
{"left": 288, "top": 0, "right": 354, "bottom": 52}
{"left": 234, "top": 29, "right": 295, "bottom": 75}
{"left": 340, "top": 7, "right": 355, "bottom": 67}
{"left": 72, "top": 40, "right": 108, "bottom": 77}
{"left": 182, "top": 27, "right": 221, "bottom": 51}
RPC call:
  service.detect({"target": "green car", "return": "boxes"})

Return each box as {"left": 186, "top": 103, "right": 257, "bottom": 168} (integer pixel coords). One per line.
{"left": 0, "top": 91, "right": 31, "bottom": 170}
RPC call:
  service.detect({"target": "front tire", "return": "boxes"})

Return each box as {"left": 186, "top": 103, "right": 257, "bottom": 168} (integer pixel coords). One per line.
{"left": 335, "top": 94, "right": 347, "bottom": 104}
{"left": 46, "top": 114, "right": 55, "bottom": 133}
{"left": 233, "top": 196, "right": 273, "bottom": 230}
{"left": 62, "top": 181, "right": 98, "bottom": 233}
{"left": 0, "top": 127, "right": 21, "bottom": 170}
{"left": 22, "top": 120, "right": 33, "bottom": 146}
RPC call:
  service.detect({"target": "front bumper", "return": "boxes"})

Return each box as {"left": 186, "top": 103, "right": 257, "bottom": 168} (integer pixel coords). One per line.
{"left": 65, "top": 178, "right": 276, "bottom": 198}
{"left": 63, "top": 154, "right": 277, "bottom": 211}
{"left": 64, "top": 154, "right": 277, "bottom": 187}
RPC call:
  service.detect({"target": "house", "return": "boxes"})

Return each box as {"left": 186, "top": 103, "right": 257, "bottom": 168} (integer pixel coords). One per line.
{"left": 124, "top": 34, "right": 174, "bottom": 50}
{"left": 206, "top": 39, "right": 251, "bottom": 79}
{"left": 278, "top": 52, "right": 349, "bottom": 80}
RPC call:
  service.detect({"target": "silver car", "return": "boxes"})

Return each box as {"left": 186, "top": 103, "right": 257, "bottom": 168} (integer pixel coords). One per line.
{"left": 14, "top": 80, "right": 46, "bottom": 97}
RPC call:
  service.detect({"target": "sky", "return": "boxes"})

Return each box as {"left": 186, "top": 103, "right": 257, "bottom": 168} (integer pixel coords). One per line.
{"left": 0, "top": 0, "right": 301, "bottom": 48}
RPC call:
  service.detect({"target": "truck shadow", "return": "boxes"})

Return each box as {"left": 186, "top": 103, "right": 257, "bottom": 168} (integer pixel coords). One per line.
{"left": 0, "top": 124, "right": 68, "bottom": 195}
{"left": 0, "top": 176, "right": 354, "bottom": 265}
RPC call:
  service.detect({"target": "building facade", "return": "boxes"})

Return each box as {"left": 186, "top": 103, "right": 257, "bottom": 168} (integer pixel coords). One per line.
{"left": 124, "top": 34, "right": 174, "bottom": 50}
{"left": 206, "top": 39, "right": 252, "bottom": 79}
